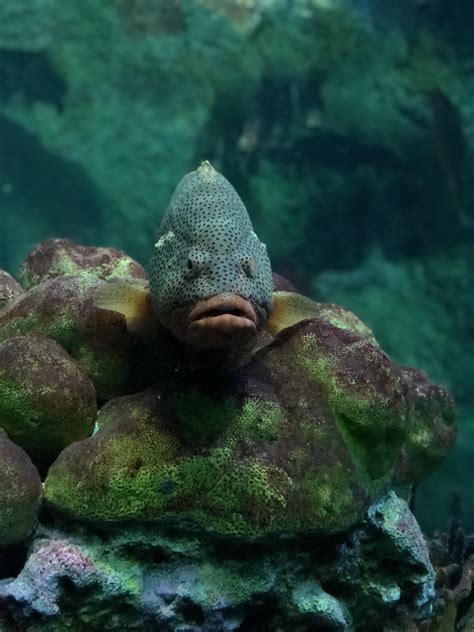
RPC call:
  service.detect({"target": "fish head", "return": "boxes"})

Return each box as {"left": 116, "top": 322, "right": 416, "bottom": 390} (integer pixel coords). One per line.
{"left": 149, "top": 162, "right": 273, "bottom": 350}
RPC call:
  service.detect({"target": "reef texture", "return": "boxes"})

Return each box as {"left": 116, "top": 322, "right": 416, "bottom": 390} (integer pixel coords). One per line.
{"left": 0, "top": 271, "right": 23, "bottom": 308}
{"left": 314, "top": 246, "right": 474, "bottom": 532}
{"left": 18, "top": 238, "right": 147, "bottom": 289}
{"left": 0, "top": 333, "right": 96, "bottom": 471}
{"left": 0, "top": 429, "right": 42, "bottom": 546}
{"left": 44, "top": 313, "right": 455, "bottom": 537}
{"left": 0, "top": 238, "right": 460, "bottom": 629}
{"left": 0, "top": 493, "right": 437, "bottom": 631}
{"left": 0, "top": 274, "right": 154, "bottom": 401}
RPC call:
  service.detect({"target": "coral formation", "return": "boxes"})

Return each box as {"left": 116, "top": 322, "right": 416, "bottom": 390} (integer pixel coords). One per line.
{"left": 0, "top": 254, "right": 155, "bottom": 400}
{"left": 0, "top": 270, "right": 23, "bottom": 307}
{"left": 0, "top": 493, "right": 436, "bottom": 630}
{"left": 0, "top": 429, "right": 42, "bottom": 546}
{"left": 315, "top": 246, "right": 474, "bottom": 531}
{"left": 0, "top": 237, "right": 460, "bottom": 629}
{"left": 0, "top": 332, "right": 96, "bottom": 470}
{"left": 18, "top": 238, "right": 146, "bottom": 289}
{"left": 395, "top": 366, "right": 457, "bottom": 485}
{"left": 44, "top": 313, "right": 455, "bottom": 536}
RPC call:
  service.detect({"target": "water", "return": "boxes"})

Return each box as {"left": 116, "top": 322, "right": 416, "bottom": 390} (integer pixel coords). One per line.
{"left": 0, "top": 0, "right": 473, "bottom": 594}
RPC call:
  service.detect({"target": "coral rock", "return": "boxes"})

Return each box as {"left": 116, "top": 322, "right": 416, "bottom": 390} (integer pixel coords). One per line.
{"left": 272, "top": 271, "right": 297, "bottom": 292}
{"left": 0, "top": 429, "right": 42, "bottom": 546}
{"left": 45, "top": 314, "right": 454, "bottom": 536}
{"left": 0, "top": 493, "right": 435, "bottom": 629}
{"left": 0, "top": 275, "right": 154, "bottom": 400}
{"left": 0, "top": 333, "right": 96, "bottom": 470}
{"left": 0, "top": 270, "right": 23, "bottom": 307}
{"left": 18, "top": 238, "right": 146, "bottom": 290}
{"left": 395, "top": 366, "right": 457, "bottom": 484}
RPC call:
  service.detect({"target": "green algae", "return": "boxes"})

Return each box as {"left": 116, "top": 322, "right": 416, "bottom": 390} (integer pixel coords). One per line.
{"left": 296, "top": 331, "right": 406, "bottom": 481}
{"left": 0, "top": 429, "right": 42, "bottom": 546}
{"left": 0, "top": 376, "right": 46, "bottom": 455}
{"left": 0, "top": 276, "right": 99, "bottom": 348}
{"left": 296, "top": 461, "right": 363, "bottom": 533}
{"left": 46, "top": 453, "right": 289, "bottom": 536}
{"left": 174, "top": 390, "right": 238, "bottom": 447}
{"left": 0, "top": 275, "right": 153, "bottom": 400}
{"left": 73, "top": 343, "right": 134, "bottom": 402}
{"left": 0, "top": 308, "right": 76, "bottom": 347}
{"left": 0, "top": 333, "right": 97, "bottom": 471}
{"left": 237, "top": 398, "right": 284, "bottom": 443}
{"left": 174, "top": 391, "right": 285, "bottom": 451}
{"left": 318, "top": 306, "right": 378, "bottom": 345}
{"left": 45, "top": 407, "right": 293, "bottom": 536}
{"left": 45, "top": 390, "right": 296, "bottom": 535}
{"left": 44, "top": 308, "right": 454, "bottom": 537}
{"left": 42, "top": 325, "right": 397, "bottom": 534}
{"left": 0, "top": 373, "right": 94, "bottom": 469}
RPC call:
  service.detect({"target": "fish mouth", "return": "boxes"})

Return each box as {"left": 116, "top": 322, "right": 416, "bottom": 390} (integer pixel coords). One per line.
{"left": 186, "top": 294, "right": 258, "bottom": 349}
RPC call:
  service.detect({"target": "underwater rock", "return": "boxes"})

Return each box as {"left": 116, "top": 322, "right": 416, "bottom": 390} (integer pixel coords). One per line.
{"left": 18, "top": 238, "right": 147, "bottom": 289}
{"left": 0, "top": 269, "right": 23, "bottom": 307}
{"left": 0, "top": 493, "right": 435, "bottom": 630}
{"left": 272, "top": 271, "right": 297, "bottom": 292}
{"left": 395, "top": 366, "right": 457, "bottom": 484}
{"left": 0, "top": 429, "right": 42, "bottom": 547}
{"left": 44, "top": 314, "right": 454, "bottom": 536}
{"left": 0, "top": 333, "right": 96, "bottom": 471}
{"left": 0, "top": 275, "right": 155, "bottom": 400}
{"left": 44, "top": 380, "right": 296, "bottom": 533}
{"left": 0, "top": 537, "right": 110, "bottom": 618}
{"left": 322, "top": 491, "right": 436, "bottom": 627}
{"left": 314, "top": 246, "right": 472, "bottom": 532}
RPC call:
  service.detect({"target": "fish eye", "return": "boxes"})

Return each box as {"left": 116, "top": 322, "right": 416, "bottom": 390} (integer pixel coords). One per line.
{"left": 241, "top": 257, "right": 256, "bottom": 279}
{"left": 185, "top": 256, "right": 203, "bottom": 278}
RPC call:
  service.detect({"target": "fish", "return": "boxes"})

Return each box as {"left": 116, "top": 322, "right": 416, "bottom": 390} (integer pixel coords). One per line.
{"left": 95, "top": 161, "right": 325, "bottom": 351}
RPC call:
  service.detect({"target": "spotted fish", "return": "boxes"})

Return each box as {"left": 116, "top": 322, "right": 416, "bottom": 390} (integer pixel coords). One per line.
{"left": 95, "top": 161, "right": 323, "bottom": 350}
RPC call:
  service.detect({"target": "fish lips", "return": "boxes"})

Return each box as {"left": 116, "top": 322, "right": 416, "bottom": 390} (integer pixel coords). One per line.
{"left": 186, "top": 294, "right": 259, "bottom": 350}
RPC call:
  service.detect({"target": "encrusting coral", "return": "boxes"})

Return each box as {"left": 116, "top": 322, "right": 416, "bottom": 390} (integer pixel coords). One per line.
{"left": 0, "top": 270, "right": 23, "bottom": 307}
{"left": 18, "top": 238, "right": 146, "bottom": 289}
{"left": 0, "top": 332, "right": 97, "bottom": 472}
{"left": 0, "top": 236, "right": 454, "bottom": 541}
{"left": 44, "top": 310, "right": 455, "bottom": 537}
{"left": 0, "top": 237, "right": 459, "bottom": 629}
{"left": 0, "top": 492, "right": 438, "bottom": 631}
{"left": 0, "top": 241, "right": 155, "bottom": 400}
{"left": 0, "top": 429, "right": 42, "bottom": 546}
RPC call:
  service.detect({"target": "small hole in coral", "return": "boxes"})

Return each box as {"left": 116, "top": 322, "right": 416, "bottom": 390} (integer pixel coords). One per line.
{"left": 180, "top": 600, "right": 205, "bottom": 624}
{"left": 0, "top": 544, "right": 28, "bottom": 579}
{"left": 238, "top": 600, "right": 278, "bottom": 631}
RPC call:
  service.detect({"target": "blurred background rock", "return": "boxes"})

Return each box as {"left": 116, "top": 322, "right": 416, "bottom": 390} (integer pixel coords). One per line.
{"left": 0, "top": 0, "right": 472, "bottom": 533}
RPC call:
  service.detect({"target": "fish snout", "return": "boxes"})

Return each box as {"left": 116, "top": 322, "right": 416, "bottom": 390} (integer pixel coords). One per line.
{"left": 186, "top": 293, "right": 258, "bottom": 350}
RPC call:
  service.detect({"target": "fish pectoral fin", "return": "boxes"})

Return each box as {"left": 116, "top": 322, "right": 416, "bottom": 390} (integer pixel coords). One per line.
{"left": 265, "top": 291, "right": 323, "bottom": 337}
{"left": 94, "top": 282, "right": 152, "bottom": 333}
